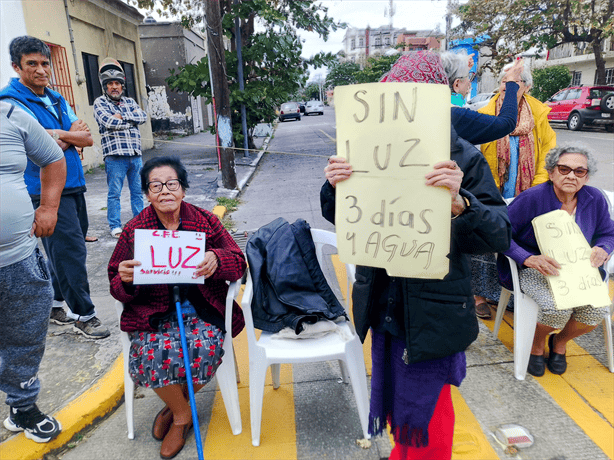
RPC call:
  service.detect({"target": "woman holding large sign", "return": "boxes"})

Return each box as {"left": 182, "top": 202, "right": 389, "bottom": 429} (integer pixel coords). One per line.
{"left": 108, "top": 157, "right": 246, "bottom": 459}
{"left": 499, "top": 145, "right": 614, "bottom": 377}
{"left": 321, "top": 51, "right": 511, "bottom": 460}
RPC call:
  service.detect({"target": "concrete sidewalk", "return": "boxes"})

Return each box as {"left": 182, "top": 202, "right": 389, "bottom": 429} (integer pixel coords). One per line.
{"left": 0, "top": 129, "right": 270, "bottom": 460}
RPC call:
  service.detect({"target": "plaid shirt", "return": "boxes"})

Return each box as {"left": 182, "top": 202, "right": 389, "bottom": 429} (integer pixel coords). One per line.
{"left": 93, "top": 95, "right": 147, "bottom": 157}
{"left": 108, "top": 201, "right": 246, "bottom": 336}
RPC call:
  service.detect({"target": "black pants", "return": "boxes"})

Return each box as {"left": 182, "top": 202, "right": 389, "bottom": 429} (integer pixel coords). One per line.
{"left": 32, "top": 193, "right": 96, "bottom": 320}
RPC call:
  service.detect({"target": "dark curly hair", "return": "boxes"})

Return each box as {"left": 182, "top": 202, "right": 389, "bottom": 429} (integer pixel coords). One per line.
{"left": 10, "top": 36, "right": 51, "bottom": 68}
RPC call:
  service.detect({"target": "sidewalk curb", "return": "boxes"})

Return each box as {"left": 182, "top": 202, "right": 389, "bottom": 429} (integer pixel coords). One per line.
{"left": 1, "top": 130, "right": 275, "bottom": 460}
{"left": 0, "top": 358, "right": 124, "bottom": 460}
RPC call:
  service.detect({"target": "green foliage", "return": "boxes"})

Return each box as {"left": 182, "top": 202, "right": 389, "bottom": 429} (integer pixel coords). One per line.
{"left": 303, "top": 82, "right": 321, "bottom": 100}
{"left": 355, "top": 54, "right": 399, "bottom": 83}
{"left": 216, "top": 196, "right": 240, "bottom": 212}
{"left": 531, "top": 66, "right": 572, "bottom": 102}
{"left": 325, "top": 61, "right": 360, "bottom": 87}
{"left": 454, "top": 0, "right": 613, "bottom": 82}
{"left": 145, "top": 0, "right": 343, "bottom": 147}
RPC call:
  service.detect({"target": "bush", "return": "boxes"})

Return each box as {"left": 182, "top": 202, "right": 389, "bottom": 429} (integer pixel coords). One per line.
{"left": 531, "top": 66, "right": 572, "bottom": 102}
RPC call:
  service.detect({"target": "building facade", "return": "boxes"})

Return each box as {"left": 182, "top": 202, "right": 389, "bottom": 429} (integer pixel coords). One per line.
{"left": 341, "top": 26, "right": 438, "bottom": 68}
{"left": 544, "top": 39, "right": 614, "bottom": 86}
{"left": 0, "top": 0, "right": 153, "bottom": 170}
{"left": 139, "top": 21, "right": 212, "bottom": 135}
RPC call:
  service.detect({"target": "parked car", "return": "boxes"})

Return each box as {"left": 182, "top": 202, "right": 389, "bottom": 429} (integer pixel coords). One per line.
{"left": 304, "top": 100, "right": 324, "bottom": 115}
{"left": 544, "top": 85, "right": 614, "bottom": 132}
{"left": 465, "top": 92, "right": 495, "bottom": 111}
{"left": 279, "top": 102, "right": 301, "bottom": 122}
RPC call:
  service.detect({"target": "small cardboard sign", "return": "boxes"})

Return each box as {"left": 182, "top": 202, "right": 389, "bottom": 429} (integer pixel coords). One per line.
{"left": 532, "top": 210, "right": 610, "bottom": 310}
{"left": 133, "top": 229, "right": 206, "bottom": 285}
{"left": 334, "top": 82, "right": 451, "bottom": 279}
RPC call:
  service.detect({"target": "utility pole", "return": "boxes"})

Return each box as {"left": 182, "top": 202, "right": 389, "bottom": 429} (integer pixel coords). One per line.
{"left": 205, "top": 0, "right": 237, "bottom": 189}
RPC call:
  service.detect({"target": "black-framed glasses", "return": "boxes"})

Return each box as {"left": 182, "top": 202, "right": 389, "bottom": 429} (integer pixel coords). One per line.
{"left": 147, "top": 179, "right": 181, "bottom": 193}
{"left": 555, "top": 164, "right": 588, "bottom": 178}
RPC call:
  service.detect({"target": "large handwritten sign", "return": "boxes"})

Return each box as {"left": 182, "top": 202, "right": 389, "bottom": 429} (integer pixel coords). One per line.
{"left": 532, "top": 210, "right": 610, "bottom": 310}
{"left": 133, "top": 229, "right": 206, "bottom": 285}
{"left": 334, "top": 82, "right": 451, "bottom": 279}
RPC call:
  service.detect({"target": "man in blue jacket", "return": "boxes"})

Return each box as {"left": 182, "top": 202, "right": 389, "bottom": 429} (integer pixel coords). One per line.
{"left": 0, "top": 36, "right": 110, "bottom": 339}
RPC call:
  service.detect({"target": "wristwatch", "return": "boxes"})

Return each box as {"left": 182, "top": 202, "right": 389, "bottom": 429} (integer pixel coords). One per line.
{"left": 51, "top": 130, "right": 60, "bottom": 141}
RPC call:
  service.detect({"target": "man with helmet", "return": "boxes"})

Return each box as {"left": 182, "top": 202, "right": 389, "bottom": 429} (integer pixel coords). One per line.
{"left": 93, "top": 58, "right": 147, "bottom": 239}
{"left": 0, "top": 36, "right": 110, "bottom": 339}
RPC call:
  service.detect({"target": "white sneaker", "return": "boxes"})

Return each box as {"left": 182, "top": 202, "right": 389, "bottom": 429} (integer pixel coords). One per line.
{"left": 110, "top": 227, "right": 122, "bottom": 239}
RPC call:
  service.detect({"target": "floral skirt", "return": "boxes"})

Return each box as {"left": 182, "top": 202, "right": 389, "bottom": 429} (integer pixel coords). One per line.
{"left": 128, "top": 311, "right": 225, "bottom": 389}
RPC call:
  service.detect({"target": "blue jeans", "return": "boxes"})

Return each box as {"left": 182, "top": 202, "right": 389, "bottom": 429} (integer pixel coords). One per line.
{"left": 0, "top": 248, "right": 52, "bottom": 408}
{"left": 105, "top": 155, "right": 144, "bottom": 230}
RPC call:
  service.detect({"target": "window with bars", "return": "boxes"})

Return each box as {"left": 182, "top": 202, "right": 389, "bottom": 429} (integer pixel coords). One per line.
{"left": 571, "top": 71, "right": 582, "bottom": 86}
{"left": 605, "top": 67, "right": 614, "bottom": 85}
{"left": 45, "top": 42, "right": 75, "bottom": 111}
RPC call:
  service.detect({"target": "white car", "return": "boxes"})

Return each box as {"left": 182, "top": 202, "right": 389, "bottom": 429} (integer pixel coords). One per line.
{"left": 465, "top": 92, "right": 495, "bottom": 111}
{"left": 304, "top": 100, "right": 324, "bottom": 115}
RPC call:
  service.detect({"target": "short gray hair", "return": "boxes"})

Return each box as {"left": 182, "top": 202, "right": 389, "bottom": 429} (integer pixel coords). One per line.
{"left": 544, "top": 144, "right": 598, "bottom": 177}
{"left": 499, "top": 61, "right": 533, "bottom": 88}
{"left": 440, "top": 51, "right": 470, "bottom": 91}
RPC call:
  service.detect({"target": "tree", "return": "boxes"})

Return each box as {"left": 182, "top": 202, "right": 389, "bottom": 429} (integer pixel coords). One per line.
{"left": 455, "top": 0, "right": 614, "bottom": 83}
{"left": 303, "top": 82, "right": 321, "bottom": 100}
{"left": 136, "top": 0, "right": 344, "bottom": 148}
{"left": 325, "top": 61, "right": 360, "bottom": 88}
{"left": 531, "top": 66, "right": 572, "bottom": 102}
{"left": 355, "top": 54, "right": 399, "bottom": 83}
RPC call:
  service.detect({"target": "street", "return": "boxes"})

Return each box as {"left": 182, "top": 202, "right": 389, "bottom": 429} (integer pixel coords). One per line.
{"left": 27, "top": 106, "right": 613, "bottom": 460}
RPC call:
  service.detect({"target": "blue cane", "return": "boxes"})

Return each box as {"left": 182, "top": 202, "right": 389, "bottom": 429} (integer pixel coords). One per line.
{"left": 173, "top": 286, "right": 204, "bottom": 460}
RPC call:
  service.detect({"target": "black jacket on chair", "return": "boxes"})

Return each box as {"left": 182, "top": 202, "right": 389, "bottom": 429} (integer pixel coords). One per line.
{"left": 246, "top": 218, "right": 348, "bottom": 333}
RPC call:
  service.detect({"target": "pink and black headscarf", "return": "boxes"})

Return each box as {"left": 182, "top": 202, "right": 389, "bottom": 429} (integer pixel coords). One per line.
{"left": 380, "top": 51, "right": 449, "bottom": 86}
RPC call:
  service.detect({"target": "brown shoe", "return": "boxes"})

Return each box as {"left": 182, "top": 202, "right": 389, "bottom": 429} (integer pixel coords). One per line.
{"left": 475, "top": 302, "right": 492, "bottom": 320}
{"left": 152, "top": 406, "right": 173, "bottom": 441}
{"left": 160, "top": 421, "right": 193, "bottom": 459}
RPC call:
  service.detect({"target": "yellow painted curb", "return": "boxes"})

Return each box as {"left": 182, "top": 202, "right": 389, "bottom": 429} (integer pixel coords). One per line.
{"left": 0, "top": 356, "right": 125, "bottom": 460}
{"left": 213, "top": 205, "right": 227, "bottom": 219}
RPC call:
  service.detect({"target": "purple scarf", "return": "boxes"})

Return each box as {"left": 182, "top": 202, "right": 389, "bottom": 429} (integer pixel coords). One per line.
{"left": 369, "top": 331, "right": 466, "bottom": 447}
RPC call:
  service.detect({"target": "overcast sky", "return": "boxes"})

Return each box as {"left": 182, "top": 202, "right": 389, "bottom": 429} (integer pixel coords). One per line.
{"left": 299, "top": 0, "right": 451, "bottom": 82}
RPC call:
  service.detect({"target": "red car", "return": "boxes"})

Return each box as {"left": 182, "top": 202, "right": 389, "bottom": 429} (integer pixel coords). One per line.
{"left": 545, "top": 85, "right": 614, "bottom": 132}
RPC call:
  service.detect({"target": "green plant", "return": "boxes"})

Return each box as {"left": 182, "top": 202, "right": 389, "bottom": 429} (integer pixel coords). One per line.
{"left": 216, "top": 196, "right": 240, "bottom": 213}
{"left": 531, "top": 66, "right": 572, "bottom": 102}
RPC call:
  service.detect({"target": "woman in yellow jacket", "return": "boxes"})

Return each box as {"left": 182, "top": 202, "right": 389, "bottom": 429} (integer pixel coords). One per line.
{"left": 478, "top": 63, "right": 556, "bottom": 198}
{"left": 473, "top": 61, "right": 556, "bottom": 319}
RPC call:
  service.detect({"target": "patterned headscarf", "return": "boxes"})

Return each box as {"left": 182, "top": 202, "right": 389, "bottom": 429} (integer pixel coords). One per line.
{"left": 380, "top": 51, "right": 449, "bottom": 86}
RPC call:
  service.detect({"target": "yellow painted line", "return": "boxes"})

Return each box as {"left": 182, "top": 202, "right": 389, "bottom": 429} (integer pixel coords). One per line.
{"left": 484, "top": 312, "right": 614, "bottom": 458}
{"left": 204, "top": 286, "right": 296, "bottom": 459}
{"left": 0, "top": 357, "right": 124, "bottom": 460}
{"left": 451, "top": 387, "right": 500, "bottom": 460}
{"left": 319, "top": 129, "right": 336, "bottom": 142}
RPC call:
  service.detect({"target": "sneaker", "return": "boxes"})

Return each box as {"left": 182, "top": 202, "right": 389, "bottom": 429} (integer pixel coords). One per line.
{"left": 110, "top": 227, "right": 122, "bottom": 239}
{"left": 74, "top": 317, "right": 110, "bottom": 339}
{"left": 3, "top": 404, "right": 62, "bottom": 443}
{"left": 50, "top": 307, "right": 75, "bottom": 325}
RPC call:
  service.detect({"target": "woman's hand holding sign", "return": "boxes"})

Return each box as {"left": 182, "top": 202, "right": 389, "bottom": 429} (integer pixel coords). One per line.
{"left": 119, "top": 259, "right": 142, "bottom": 283}
{"left": 424, "top": 160, "right": 465, "bottom": 217}
{"left": 325, "top": 156, "right": 353, "bottom": 187}
{"left": 589, "top": 246, "right": 609, "bottom": 268}
{"left": 193, "top": 251, "right": 219, "bottom": 279}
{"left": 524, "top": 255, "right": 561, "bottom": 276}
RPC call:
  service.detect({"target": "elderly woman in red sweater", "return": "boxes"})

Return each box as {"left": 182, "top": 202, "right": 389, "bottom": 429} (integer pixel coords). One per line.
{"left": 108, "top": 156, "right": 245, "bottom": 459}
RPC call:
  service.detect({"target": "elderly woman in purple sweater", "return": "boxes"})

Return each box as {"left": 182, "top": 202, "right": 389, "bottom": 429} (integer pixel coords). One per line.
{"left": 499, "top": 144, "right": 614, "bottom": 377}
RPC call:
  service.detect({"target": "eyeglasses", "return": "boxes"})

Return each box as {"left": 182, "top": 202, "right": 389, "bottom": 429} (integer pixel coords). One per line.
{"left": 147, "top": 179, "right": 181, "bottom": 193}
{"left": 555, "top": 164, "right": 588, "bottom": 178}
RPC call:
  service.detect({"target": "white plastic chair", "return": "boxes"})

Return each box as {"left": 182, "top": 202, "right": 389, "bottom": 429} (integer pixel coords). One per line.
{"left": 241, "top": 228, "right": 370, "bottom": 446}
{"left": 493, "top": 255, "right": 614, "bottom": 380}
{"left": 114, "top": 280, "right": 243, "bottom": 439}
